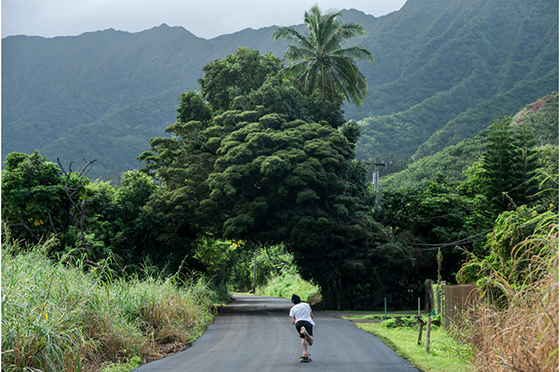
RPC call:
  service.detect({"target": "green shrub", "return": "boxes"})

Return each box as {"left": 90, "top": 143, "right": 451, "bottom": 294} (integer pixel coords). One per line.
{"left": 381, "top": 318, "right": 399, "bottom": 328}
{"left": 381, "top": 315, "right": 441, "bottom": 330}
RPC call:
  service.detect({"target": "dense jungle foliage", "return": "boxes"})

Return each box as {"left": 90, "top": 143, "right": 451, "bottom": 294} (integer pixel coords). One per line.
{"left": 3, "top": 44, "right": 558, "bottom": 311}
{"left": 2, "top": 0, "right": 557, "bottom": 180}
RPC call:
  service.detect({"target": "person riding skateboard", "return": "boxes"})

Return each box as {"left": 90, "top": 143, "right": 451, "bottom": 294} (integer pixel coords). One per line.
{"left": 289, "top": 294, "right": 314, "bottom": 359}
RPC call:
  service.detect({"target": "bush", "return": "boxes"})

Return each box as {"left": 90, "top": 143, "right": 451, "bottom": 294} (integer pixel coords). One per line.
{"left": 381, "top": 315, "right": 441, "bottom": 330}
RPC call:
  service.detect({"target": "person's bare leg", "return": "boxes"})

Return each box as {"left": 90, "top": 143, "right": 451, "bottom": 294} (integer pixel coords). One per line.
{"left": 301, "top": 338, "right": 308, "bottom": 356}
{"left": 300, "top": 326, "right": 314, "bottom": 346}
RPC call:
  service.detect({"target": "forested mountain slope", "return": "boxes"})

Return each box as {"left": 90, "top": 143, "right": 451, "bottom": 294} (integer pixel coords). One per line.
{"left": 2, "top": 0, "right": 557, "bottom": 179}
{"left": 2, "top": 25, "right": 289, "bottom": 177}
{"left": 354, "top": 0, "right": 558, "bottom": 161}
{"left": 380, "top": 93, "right": 559, "bottom": 190}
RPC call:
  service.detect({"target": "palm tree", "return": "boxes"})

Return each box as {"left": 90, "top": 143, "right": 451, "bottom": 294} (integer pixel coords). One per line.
{"left": 273, "top": 5, "right": 374, "bottom": 106}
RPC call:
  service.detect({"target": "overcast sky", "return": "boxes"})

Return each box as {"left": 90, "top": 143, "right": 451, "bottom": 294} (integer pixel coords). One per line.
{"left": 2, "top": 0, "right": 407, "bottom": 39}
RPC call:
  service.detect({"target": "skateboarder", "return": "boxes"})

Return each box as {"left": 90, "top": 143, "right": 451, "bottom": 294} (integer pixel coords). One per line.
{"left": 289, "top": 294, "right": 314, "bottom": 360}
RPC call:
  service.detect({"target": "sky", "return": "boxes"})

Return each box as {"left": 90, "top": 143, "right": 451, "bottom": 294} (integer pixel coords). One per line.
{"left": 2, "top": 0, "right": 407, "bottom": 39}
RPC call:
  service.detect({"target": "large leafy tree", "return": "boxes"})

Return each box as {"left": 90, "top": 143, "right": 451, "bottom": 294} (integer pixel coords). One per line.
{"left": 272, "top": 4, "right": 374, "bottom": 106}
{"left": 142, "top": 107, "right": 411, "bottom": 309}
{"left": 140, "top": 48, "right": 412, "bottom": 309}
{"left": 1, "top": 151, "right": 88, "bottom": 245}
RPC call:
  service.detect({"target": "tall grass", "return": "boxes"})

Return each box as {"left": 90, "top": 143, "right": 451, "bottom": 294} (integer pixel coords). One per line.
{"left": 461, "top": 220, "right": 558, "bottom": 371}
{"left": 2, "top": 230, "right": 217, "bottom": 372}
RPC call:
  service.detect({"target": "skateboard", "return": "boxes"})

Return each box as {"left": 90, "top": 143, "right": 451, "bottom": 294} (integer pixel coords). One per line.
{"left": 300, "top": 355, "right": 312, "bottom": 363}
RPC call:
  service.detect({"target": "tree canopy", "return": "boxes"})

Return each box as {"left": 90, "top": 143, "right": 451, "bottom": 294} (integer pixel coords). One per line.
{"left": 2, "top": 151, "right": 77, "bottom": 243}
{"left": 198, "top": 48, "right": 283, "bottom": 113}
{"left": 139, "top": 47, "right": 411, "bottom": 308}
{"left": 273, "top": 4, "right": 374, "bottom": 106}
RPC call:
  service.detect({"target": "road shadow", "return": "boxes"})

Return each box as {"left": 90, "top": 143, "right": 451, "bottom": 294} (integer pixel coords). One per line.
{"left": 218, "top": 294, "right": 293, "bottom": 314}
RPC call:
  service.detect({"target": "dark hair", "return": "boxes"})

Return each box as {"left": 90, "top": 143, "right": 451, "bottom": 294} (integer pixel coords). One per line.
{"left": 291, "top": 294, "right": 301, "bottom": 304}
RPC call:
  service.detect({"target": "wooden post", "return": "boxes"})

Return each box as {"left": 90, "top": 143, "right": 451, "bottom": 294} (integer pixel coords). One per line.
{"left": 425, "top": 317, "right": 431, "bottom": 352}
{"left": 417, "top": 318, "right": 424, "bottom": 345}
{"left": 436, "top": 284, "right": 441, "bottom": 315}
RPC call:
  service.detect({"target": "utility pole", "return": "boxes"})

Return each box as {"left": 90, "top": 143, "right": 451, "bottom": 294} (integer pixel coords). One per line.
{"left": 364, "top": 162, "right": 386, "bottom": 192}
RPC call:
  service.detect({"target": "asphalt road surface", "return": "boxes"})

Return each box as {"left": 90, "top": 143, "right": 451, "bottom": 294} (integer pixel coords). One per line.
{"left": 133, "top": 294, "right": 421, "bottom": 372}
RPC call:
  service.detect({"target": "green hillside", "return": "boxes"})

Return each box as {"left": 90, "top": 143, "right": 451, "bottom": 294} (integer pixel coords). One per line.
{"left": 380, "top": 93, "right": 559, "bottom": 190}
{"left": 354, "top": 0, "right": 558, "bottom": 161}
{"left": 2, "top": 0, "right": 557, "bottom": 179}
{"left": 2, "top": 25, "right": 210, "bottom": 178}
{"left": 1, "top": 24, "right": 292, "bottom": 179}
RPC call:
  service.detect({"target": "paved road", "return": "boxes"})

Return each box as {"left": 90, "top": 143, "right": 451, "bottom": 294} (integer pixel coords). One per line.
{"left": 133, "top": 294, "right": 421, "bottom": 372}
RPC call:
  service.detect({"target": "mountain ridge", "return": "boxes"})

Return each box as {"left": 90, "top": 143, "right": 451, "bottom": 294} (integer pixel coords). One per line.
{"left": 2, "top": 0, "right": 557, "bottom": 179}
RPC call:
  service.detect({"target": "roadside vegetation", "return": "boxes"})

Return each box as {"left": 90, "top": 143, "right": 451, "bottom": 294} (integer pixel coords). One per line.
{"left": 1, "top": 229, "right": 219, "bottom": 372}
{"left": 340, "top": 312, "right": 473, "bottom": 372}
{"left": 348, "top": 206, "right": 559, "bottom": 371}
{"left": 458, "top": 212, "right": 558, "bottom": 371}
{"left": 255, "top": 271, "right": 319, "bottom": 302}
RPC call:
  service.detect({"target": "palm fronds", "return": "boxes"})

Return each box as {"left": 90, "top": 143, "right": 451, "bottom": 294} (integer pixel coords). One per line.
{"left": 273, "top": 5, "right": 373, "bottom": 106}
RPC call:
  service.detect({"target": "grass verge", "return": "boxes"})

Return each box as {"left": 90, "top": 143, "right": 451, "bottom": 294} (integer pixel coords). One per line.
{"left": 355, "top": 322, "right": 473, "bottom": 372}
